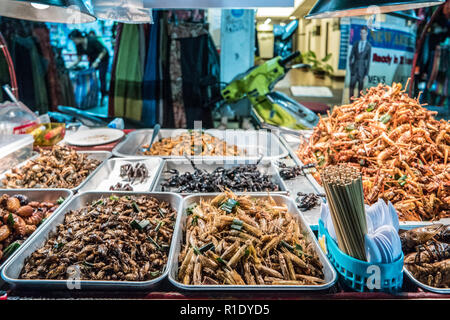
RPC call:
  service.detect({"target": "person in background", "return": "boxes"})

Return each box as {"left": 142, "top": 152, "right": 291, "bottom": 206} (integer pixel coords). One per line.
{"left": 349, "top": 26, "right": 372, "bottom": 100}
{"left": 67, "top": 29, "right": 110, "bottom": 104}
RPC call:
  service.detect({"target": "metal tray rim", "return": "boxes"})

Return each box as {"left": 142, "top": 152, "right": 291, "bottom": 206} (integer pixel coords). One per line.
{"left": 112, "top": 129, "right": 289, "bottom": 160}
{"left": 403, "top": 266, "right": 450, "bottom": 294}
{"left": 168, "top": 192, "right": 337, "bottom": 291}
{"left": 1, "top": 191, "right": 183, "bottom": 290}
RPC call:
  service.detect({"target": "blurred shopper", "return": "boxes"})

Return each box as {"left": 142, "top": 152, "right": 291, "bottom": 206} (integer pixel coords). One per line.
{"left": 349, "top": 26, "right": 372, "bottom": 99}
{"left": 68, "top": 29, "right": 110, "bottom": 104}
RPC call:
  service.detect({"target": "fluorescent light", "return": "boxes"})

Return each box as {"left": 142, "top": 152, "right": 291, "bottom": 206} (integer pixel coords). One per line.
{"left": 264, "top": 18, "right": 272, "bottom": 24}
{"left": 30, "top": 2, "right": 50, "bottom": 9}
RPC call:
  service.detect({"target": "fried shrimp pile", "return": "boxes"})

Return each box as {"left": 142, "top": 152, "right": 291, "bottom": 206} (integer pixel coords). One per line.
{"left": 298, "top": 83, "right": 450, "bottom": 221}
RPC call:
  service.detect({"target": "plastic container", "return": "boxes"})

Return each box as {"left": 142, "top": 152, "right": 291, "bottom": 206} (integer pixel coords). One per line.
{"left": 25, "top": 123, "right": 66, "bottom": 146}
{"left": 0, "top": 134, "right": 34, "bottom": 174}
{"left": 318, "top": 219, "right": 403, "bottom": 292}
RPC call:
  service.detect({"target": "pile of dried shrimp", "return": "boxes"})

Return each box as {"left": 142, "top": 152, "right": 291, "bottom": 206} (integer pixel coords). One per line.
{"left": 2, "top": 145, "right": 101, "bottom": 189}
{"left": 297, "top": 83, "right": 450, "bottom": 221}
{"left": 142, "top": 131, "right": 245, "bottom": 156}
{"left": 178, "top": 191, "right": 325, "bottom": 286}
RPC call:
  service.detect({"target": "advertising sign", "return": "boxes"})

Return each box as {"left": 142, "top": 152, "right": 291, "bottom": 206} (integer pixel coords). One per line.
{"left": 343, "top": 18, "right": 416, "bottom": 103}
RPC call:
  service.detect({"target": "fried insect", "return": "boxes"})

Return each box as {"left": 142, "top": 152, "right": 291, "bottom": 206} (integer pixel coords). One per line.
{"left": 2, "top": 145, "right": 101, "bottom": 189}
{"left": 297, "top": 83, "right": 450, "bottom": 221}
{"left": 19, "top": 195, "right": 176, "bottom": 281}
{"left": 141, "top": 131, "right": 245, "bottom": 156}
{"left": 161, "top": 165, "right": 280, "bottom": 193}
{"left": 177, "top": 191, "right": 325, "bottom": 286}
{"left": 0, "top": 194, "right": 59, "bottom": 263}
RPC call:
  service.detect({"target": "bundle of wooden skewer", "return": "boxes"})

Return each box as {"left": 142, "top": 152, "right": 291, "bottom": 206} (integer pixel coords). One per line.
{"left": 321, "top": 164, "right": 367, "bottom": 261}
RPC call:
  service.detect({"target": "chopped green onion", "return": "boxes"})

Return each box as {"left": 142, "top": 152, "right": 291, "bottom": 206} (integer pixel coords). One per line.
{"left": 232, "top": 218, "right": 243, "bottom": 226}
{"left": 39, "top": 218, "right": 47, "bottom": 226}
{"left": 220, "top": 199, "right": 238, "bottom": 213}
{"left": 399, "top": 181, "right": 407, "bottom": 187}
{"left": 147, "top": 237, "right": 161, "bottom": 250}
{"left": 7, "top": 213, "right": 14, "bottom": 227}
{"left": 150, "top": 271, "right": 160, "bottom": 277}
{"left": 154, "top": 221, "right": 164, "bottom": 232}
{"left": 132, "top": 202, "right": 141, "bottom": 213}
{"left": 216, "top": 257, "right": 226, "bottom": 265}
{"left": 345, "top": 124, "right": 355, "bottom": 131}
{"left": 94, "top": 199, "right": 104, "bottom": 206}
{"left": 56, "top": 197, "right": 65, "bottom": 204}
{"left": 199, "top": 242, "right": 215, "bottom": 253}
{"left": 53, "top": 242, "right": 64, "bottom": 250}
{"left": 186, "top": 203, "right": 197, "bottom": 215}
{"left": 244, "top": 248, "right": 250, "bottom": 257}
{"left": 193, "top": 246, "right": 201, "bottom": 255}
{"left": 230, "top": 224, "right": 243, "bottom": 231}
{"left": 158, "top": 208, "right": 166, "bottom": 218}
{"left": 348, "top": 134, "right": 355, "bottom": 140}
{"left": 83, "top": 261, "right": 95, "bottom": 268}
{"left": 280, "top": 240, "right": 294, "bottom": 251}
{"left": 191, "top": 215, "right": 198, "bottom": 226}
{"left": 130, "top": 220, "right": 142, "bottom": 230}
{"left": 161, "top": 244, "right": 170, "bottom": 251}
{"left": 366, "top": 103, "right": 376, "bottom": 112}
{"left": 379, "top": 114, "right": 391, "bottom": 124}
{"left": 109, "top": 195, "right": 119, "bottom": 201}
{"left": 398, "top": 175, "right": 407, "bottom": 181}
{"left": 3, "top": 241, "right": 20, "bottom": 259}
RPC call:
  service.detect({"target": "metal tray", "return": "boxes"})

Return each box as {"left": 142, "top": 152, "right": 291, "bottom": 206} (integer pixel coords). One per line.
{"left": 78, "top": 157, "right": 164, "bottom": 193}
{"left": 1, "top": 191, "right": 183, "bottom": 290}
{"left": 403, "top": 267, "right": 450, "bottom": 295}
{"left": 0, "top": 189, "right": 73, "bottom": 273}
{"left": 153, "top": 159, "right": 288, "bottom": 195}
{"left": 0, "top": 151, "right": 111, "bottom": 193}
{"left": 168, "top": 193, "right": 337, "bottom": 291}
{"left": 112, "top": 129, "right": 289, "bottom": 161}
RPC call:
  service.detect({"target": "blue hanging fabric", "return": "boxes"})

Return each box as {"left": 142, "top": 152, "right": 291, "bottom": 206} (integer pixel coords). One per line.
{"left": 142, "top": 11, "right": 160, "bottom": 127}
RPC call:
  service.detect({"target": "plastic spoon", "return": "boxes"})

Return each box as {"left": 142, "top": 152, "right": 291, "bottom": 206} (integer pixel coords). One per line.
{"left": 141, "top": 124, "right": 161, "bottom": 153}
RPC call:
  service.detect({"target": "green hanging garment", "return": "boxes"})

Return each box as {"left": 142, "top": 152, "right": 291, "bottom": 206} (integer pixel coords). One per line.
{"left": 114, "top": 24, "right": 143, "bottom": 122}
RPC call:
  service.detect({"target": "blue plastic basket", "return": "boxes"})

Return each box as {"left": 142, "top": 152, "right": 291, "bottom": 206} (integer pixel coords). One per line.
{"left": 318, "top": 219, "right": 404, "bottom": 292}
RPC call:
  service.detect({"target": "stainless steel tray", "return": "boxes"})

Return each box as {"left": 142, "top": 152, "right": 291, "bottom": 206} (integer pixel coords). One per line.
{"left": 1, "top": 191, "right": 183, "bottom": 290}
{"left": 168, "top": 193, "right": 337, "bottom": 291}
{"left": 112, "top": 129, "right": 289, "bottom": 161}
{"left": 0, "top": 150, "right": 111, "bottom": 193}
{"left": 78, "top": 157, "right": 164, "bottom": 193}
{"left": 153, "top": 159, "right": 288, "bottom": 195}
{"left": 0, "top": 189, "right": 73, "bottom": 273}
{"left": 403, "top": 267, "right": 450, "bottom": 294}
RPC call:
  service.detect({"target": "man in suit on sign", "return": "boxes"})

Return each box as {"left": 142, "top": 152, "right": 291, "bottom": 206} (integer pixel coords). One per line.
{"left": 349, "top": 26, "right": 372, "bottom": 100}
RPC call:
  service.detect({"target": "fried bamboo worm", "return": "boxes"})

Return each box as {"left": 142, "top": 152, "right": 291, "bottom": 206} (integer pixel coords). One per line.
{"left": 295, "top": 274, "right": 326, "bottom": 284}
{"left": 278, "top": 252, "right": 290, "bottom": 280}
{"left": 262, "top": 236, "right": 280, "bottom": 255}
{"left": 252, "top": 265, "right": 265, "bottom": 285}
{"left": 198, "top": 254, "right": 219, "bottom": 269}
{"left": 281, "top": 247, "right": 309, "bottom": 269}
{"left": 283, "top": 253, "right": 297, "bottom": 281}
{"left": 257, "top": 264, "right": 283, "bottom": 279}
{"left": 193, "top": 256, "right": 202, "bottom": 285}
{"left": 243, "top": 261, "right": 256, "bottom": 285}
{"left": 179, "top": 248, "right": 194, "bottom": 280}
{"left": 230, "top": 229, "right": 262, "bottom": 245}
{"left": 227, "top": 242, "right": 250, "bottom": 268}
{"left": 221, "top": 240, "right": 240, "bottom": 260}
{"left": 182, "top": 254, "right": 196, "bottom": 285}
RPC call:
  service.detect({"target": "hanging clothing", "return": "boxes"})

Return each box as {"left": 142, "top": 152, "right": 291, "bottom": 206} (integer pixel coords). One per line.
{"left": 168, "top": 23, "right": 208, "bottom": 128}
{"left": 114, "top": 24, "right": 143, "bottom": 122}
{"left": 32, "top": 26, "right": 59, "bottom": 111}
{"left": 142, "top": 12, "right": 160, "bottom": 127}
{"left": 179, "top": 33, "right": 219, "bottom": 128}
{"left": 10, "top": 35, "right": 48, "bottom": 114}
{"left": 108, "top": 23, "right": 123, "bottom": 117}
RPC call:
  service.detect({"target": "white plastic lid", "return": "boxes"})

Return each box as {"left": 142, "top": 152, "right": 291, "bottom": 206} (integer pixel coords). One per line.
{"left": 0, "top": 134, "right": 34, "bottom": 157}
